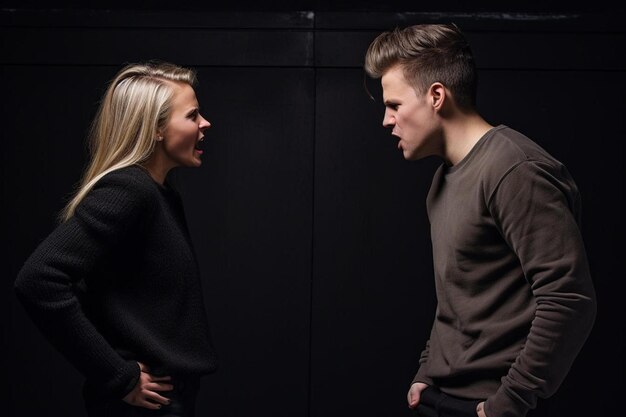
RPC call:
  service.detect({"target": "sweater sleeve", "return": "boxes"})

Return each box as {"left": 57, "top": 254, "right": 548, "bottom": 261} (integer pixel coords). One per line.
{"left": 484, "top": 161, "right": 596, "bottom": 417}
{"left": 412, "top": 339, "right": 434, "bottom": 386}
{"left": 14, "top": 170, "right": 154, "bottom": 399}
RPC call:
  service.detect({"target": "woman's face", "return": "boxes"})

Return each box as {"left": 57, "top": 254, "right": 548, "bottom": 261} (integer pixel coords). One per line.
{"left": 160, "top": 82, "right": 211, "bottom": 169}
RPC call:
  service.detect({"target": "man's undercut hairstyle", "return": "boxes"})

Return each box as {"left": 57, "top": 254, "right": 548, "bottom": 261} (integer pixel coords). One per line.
{"left": 365, "top": 23, "right": 477, "bottom": 110}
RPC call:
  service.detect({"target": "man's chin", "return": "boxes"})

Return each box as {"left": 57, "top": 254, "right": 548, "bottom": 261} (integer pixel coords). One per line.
{"left": 402, "top": 149, "right": 419, "bottom": 161}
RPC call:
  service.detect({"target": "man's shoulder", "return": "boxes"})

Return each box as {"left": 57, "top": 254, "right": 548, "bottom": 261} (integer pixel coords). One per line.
{"left": 485, "top": 126, "right": 560, "bottom": 167}
{"left": 470, "top": 126, "right": 569, "bottom": 202}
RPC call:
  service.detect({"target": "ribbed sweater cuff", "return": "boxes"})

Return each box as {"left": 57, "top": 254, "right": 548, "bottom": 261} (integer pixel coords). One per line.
{"left": 484, "top": 389, "right": 530, "bottom": 417}
{"left": 111, "top": 361, "right": 141, "bottom": 399}
{"left": 412, "top": 368, "right": 434, "bottom": 386}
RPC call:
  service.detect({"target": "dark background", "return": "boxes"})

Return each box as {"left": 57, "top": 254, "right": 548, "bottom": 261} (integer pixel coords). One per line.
{"left": 2, "top": 1, "right": 624, "bottom": 416}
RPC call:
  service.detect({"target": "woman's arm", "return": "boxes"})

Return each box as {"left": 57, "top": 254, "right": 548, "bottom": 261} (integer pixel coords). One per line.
{"left": 14, "top": 169, "right": 154, "bottom": 399}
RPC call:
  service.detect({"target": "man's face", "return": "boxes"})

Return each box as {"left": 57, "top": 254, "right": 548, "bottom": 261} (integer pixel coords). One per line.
{"left": 381, "top": 65, "right": 440, "bottom": 161}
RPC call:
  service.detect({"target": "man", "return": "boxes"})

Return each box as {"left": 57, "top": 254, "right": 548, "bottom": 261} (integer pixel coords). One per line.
{"left": 364, "top": 24, "right": 596, "bottom": 417}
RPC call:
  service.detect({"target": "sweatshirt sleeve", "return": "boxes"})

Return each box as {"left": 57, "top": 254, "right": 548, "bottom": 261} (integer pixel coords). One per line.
{"left": 13, "top": 170, "right": 154, "bottom": 399}
{"left": 484, "top": 161, "right": 596, "bottom": 417}
{"left": 412, "top": 339, "right": 435, "bottom": 386}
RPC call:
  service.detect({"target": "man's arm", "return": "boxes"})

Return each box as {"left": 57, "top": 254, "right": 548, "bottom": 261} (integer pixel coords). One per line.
{"left": 408, "top": 337, "right": 435, "bottom": 408}
{"left": 484, "top": 161, "right": 597, "bottom": 417}
{"left": 412, "top": 339, "right": 434, "bottom": 385}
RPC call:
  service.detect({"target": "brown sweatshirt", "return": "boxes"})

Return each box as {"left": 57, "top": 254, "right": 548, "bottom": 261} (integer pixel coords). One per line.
{"left": 413, "top": 125, "right": 596, "bottom": 417}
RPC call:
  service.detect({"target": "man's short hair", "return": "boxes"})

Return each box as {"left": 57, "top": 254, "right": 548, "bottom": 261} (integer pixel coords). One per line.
{"left": 365, "top": 24, "right": 477, "bottom": 110}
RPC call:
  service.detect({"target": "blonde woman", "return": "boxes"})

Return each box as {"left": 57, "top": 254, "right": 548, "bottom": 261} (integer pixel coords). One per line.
{"left": 14, "top": 61, "right": 216, "bottom": 417}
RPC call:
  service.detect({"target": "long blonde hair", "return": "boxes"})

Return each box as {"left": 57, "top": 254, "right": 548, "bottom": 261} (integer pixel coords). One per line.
{"left": 61, "top": 61, "right": 197, "bottom": 221}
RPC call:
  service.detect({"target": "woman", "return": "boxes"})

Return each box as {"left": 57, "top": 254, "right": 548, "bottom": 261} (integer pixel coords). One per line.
{"left": 14, "top": 61, "right": 217, "bottom": 416}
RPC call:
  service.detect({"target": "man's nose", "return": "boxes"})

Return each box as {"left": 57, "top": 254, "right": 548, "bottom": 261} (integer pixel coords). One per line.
{"left": 382, "top": 110, "right": 394, "bottom": 128}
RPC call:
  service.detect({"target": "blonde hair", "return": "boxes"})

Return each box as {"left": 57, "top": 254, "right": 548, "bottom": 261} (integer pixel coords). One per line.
{"left": 365, "top": 24, "right": 477, "bottom": 110}
{"left": 61, "top": 61, "right": 197, "bottom": 221}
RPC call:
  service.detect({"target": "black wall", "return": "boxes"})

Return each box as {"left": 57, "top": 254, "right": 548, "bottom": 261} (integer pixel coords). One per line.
{"left": 2, "top": 3, "right": 624, "bottom": 417}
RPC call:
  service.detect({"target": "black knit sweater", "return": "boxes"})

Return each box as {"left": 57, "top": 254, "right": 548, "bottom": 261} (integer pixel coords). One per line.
{"left": 14, "top": 165, "right": 217, "bottom": 400}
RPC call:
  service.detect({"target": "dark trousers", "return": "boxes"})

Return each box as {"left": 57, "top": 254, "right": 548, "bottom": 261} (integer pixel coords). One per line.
{"left": 415, "top": 386, "right": 482, "bottom": 417}
{"left": 85, "top": 377, "right": 200, "bottom": 417}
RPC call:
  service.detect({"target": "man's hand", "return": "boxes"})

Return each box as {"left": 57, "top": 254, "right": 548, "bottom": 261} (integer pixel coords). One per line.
{"left": 407, "top": 382, "right": 429, "bottom": 409}
{"left": 476, "top": 401, "right": 487, "bottom": 417}
{"left": 123, "top": 362, "right": 174, "bottom": 409}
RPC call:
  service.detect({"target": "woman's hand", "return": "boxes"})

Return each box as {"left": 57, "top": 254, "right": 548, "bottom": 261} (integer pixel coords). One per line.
{"left": 123, "top": 362, "right": 174, "bottom": 409}
{"left": 407, "top": 382, "right": 429, "bottom": 409}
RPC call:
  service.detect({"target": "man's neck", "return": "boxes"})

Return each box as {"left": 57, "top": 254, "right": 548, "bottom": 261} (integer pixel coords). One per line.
{"left": 441, "top": 113, "right": 494, "bottom": 166}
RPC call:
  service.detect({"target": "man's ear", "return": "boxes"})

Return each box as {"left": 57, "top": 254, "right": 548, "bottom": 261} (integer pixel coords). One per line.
{"left": 428, "top": 82, "right": 446, "bottom": 110}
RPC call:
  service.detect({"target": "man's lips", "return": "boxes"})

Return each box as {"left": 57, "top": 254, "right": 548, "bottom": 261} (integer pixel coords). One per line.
{"left": 392, "top": 132, "right": 402, "bottom": 149}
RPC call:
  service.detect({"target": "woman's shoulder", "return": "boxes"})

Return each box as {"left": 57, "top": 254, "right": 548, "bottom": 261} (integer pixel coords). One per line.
{"left": 101, "top": 164, "right": 152, "bottom": 183}
{"left": 95, "top": 165, "right": 161, "bottom": 195}
{"left": 77, "top": 166, "right": 160, "bottom": 219}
